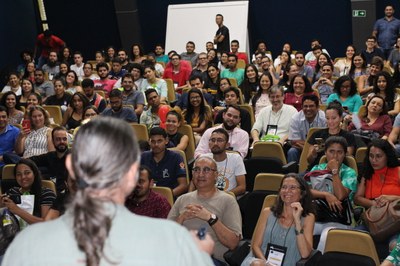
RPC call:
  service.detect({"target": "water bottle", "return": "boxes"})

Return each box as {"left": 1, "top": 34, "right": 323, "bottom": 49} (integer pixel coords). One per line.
{"left": 2, "top": 209, "right": 12, "bottom": 227}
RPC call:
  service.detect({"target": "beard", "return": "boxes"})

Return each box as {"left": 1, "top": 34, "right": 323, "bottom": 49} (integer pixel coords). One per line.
{"left": 223, "top": 121, "right": 236, "bottom": 131}
{"left": 55, "top": 145, "right": 67, "bottom": 153}
{"left": 47, "top": 60, "right": 57, "bottom": 67}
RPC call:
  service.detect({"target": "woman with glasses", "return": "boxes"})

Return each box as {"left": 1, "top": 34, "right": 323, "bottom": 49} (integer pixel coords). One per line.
{"left": 242, "top": 173, "right": 315, "bottom": 266}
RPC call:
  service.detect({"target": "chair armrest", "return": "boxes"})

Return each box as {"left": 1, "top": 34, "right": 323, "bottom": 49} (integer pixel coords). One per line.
{"left": 282, "top": 161, "right": 298, "bottom": 173}
{"left": 296, "top": 250, "right": 322, "bottom": 266}
{"left": 223, "top": 241, "right": 251, "bottom": 266}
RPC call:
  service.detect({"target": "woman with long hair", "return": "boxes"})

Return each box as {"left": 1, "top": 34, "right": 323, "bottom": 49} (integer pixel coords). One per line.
{"left": 344, "top": 95, "right": 392, "bottom": 141}
{"left": 140, "top": 65, "right": 168, "bottom": 103}
{"left": 284, "top": 74, "right": 314, "bottom": 112}
{"left": 252, "top": 73, "right": 273, "bottom": 117}
{"left": 18, "top": 78, "right": 34, "bottom": 107}
{"left": 240, "top": 64, "right": 259, "bottom": 103}
{"left": 354, "top": 139, "right": 400, "bottom": 252}
{"left": 348, "top": 53, "right": 367, "bottom": 79}
{"left": 22, "top": 62, "right": 35, "bottom": 83}
{"left": 275, "top": 50, "right": 291, "bottom": 79}
{"left": 218, "top": 52, "right": 229, "bottom": 72}
{"left": 105, "top": 46, "right": 116, "bottom": 63}
{"left": 65, "top": 70, "right": 83, "bottom": 94}
{"left": 313, "top": 53, "right": 333, "bottom": 83}
{"left": 60, "top": 47, "right": 73, "bottom": 65}
{"left": 2, "top": 117, "right": 214, "bottom": 265}
{"left": 1, "top": 158, "right": 56, "bottom": 225}
{"left": 44, "top": 78, "right": 72, "bottom": 112}
{"left": 326, "top": 75, "right": 363, "bottom": 114}
{"left": 131, "top": 43, "right": 146, "bottom": 63}
{"left": 334, "top": 45, "right": 356, "bottom": 76}
{"left": 357, "top": 56, "right": 384, "bottom": 97}
{"left": 62, "top": 92, "right": 90, "bottom": 131}
{"left": 370, "top": 71, "right": 400, "bottom": 116}
{"left": 2, "top": 72, "right": 21, "bottom": 96}
{"left": 15, "top": 106, "right": 54, "bottom": 158}
{"left": 54, "top": 62, "right": 70, "bottom": 81}
{"left": 165, "top": 110, "right": 189, "bottom": 151}
{"left": 0, "top": 91, "right": 24, "bottom": 124}
{"left": 312, "top": 62, "right": 335, "bottom": 104}
{"left": 307, "top": 101, "right": 355, "bottom": 171}
{"left": 182, "top": 88, "right": 212, "bottom": 141}
{"left": 242, "top": 173, "right": 315, "bottom": 266}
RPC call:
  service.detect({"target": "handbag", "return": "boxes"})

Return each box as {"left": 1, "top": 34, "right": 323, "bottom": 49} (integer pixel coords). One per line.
{"left": 305, "top": 169, "right": 353, "bottom": 225}
{"left": 0, "top": 208, "right": 20, "bottom": 255}
{"left": 362, "top": 199, "right": 400, "bottom": 242}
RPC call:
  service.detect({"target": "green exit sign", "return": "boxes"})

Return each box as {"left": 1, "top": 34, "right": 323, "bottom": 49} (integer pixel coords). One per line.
{"left": 353, "top": 10, "right": 366, "bottom": 17}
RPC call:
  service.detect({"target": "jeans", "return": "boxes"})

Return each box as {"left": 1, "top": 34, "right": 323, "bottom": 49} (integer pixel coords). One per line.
{"left": 287, "top": 147, "right": 301, "bottom": 163}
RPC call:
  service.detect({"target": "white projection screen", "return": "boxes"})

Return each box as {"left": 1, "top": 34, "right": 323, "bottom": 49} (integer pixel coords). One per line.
{"left": 165, "top": 1, "right": 249, "bottom": 55}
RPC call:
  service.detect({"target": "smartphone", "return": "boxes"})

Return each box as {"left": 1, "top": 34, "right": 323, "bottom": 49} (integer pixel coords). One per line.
{"left": 22, "top": 119, "right": 31, "bottom": 131}
{"left": 315, "top": 138, "right": 325, "bottom": 150}
{"left": 8, "top": 194, "right": 21, "bottom": 204}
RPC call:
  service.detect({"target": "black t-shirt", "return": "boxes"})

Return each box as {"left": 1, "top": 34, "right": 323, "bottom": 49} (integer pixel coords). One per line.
{"left": 167, "top": 132, "right": 184, "bottom": 148}
{"left": 307, "top": 129, "right": 356, "bottom": 171}
{"left": 44, "top": 93, "right": 72, "bottom": 107}
{"left": 216, "top": 25, "right": 230, "bottom": 53}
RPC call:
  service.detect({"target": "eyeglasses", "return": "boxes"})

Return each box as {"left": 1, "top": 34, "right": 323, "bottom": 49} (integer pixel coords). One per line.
{"left": 281, "top": 185, "right": 300, "bottom": 191}
{"left": 192, "top": 167, "right": 217, "bottom": 174}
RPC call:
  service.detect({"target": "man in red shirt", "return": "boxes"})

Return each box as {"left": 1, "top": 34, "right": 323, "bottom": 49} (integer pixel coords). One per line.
{"left": 125, "top": 166, "right": 171, "bottom": 219}
{"left": 34, "top": 30, "right": 65, "bottom": 69}
{"left": 230, "top": 40, "right": 248, "bottom": 65}
{"left": 163, "top": 53, "right": 191, "bottom": 94}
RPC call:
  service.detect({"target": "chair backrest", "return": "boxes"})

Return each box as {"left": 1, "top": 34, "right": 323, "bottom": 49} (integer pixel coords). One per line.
{"left": 251, "top": 142, "right": 287, "bottom": 164}
{"left": 2, "top": 164, "right": 16, "bottom": 180}
{"left": 43, "top": 105, "right": 63, "bottom": 125}
{"left": 177, "top": 124, "right": 196, "bottom": 163}
{"left": 244, "top": 157, "right": 284, "bottom": 192}
{"left": 95, "top": 90, "right": 106, "bottom": 99}
{"left": 253, "top": 173, "right": 284, "bottom": 191}
{"left": 261, "top": 194, "right": 277, "bottom": 210}
{"left": 168, "top": 148, "right": 190, "bottom": 184}
{"left": 228, "top": 78, "right": 238, "bottom": 88}
{"left": 238, "top": 104, "right": 255, "bottom": 128}
{"left": 355, "top": 147, "right": 367, "bottom": 165}
{"left": 42, "top": 180, "right": 57, "bottom": 195}
{"left": 319, "top": 155, "right": 358, "bottom": 175}
{"left": 164, "top": 78, "right": 176, "bottom": 102}
{"left": 130, "top": 123, "right": 149, "bottom": 142}
{"left": 237, "top": 59, "right": 246, "bottom": 69}
{"left": 324, "top": 229, "right": 380, "bottom": 266}
{"left": 152, "top": 186, "right": 174, "bottom": 207}
{"left": 298, "top": 127, "right": 326, "bottom": 173}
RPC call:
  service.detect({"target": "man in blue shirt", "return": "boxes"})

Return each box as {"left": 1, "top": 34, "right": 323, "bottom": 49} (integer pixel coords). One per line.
{"left": 141, "top": 127, "right": 188, "bottom": 197}
{"left": 372, "top": 5, "right": 400, "bottom": 59}
{"left": 0, "top": 106, "right": 20, "bottom": 171}
{"left": 101, "top": 89, "right": 138, "bottom": 123}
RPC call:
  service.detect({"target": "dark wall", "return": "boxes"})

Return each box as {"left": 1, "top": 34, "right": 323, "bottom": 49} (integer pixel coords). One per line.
{"left": 249, "top": 0, "right": 352, "bottom": 59}
{"left": 376, "top": 0, "right": 400, "bottom": 17}
{"left": 0, "top": 0, "right": 38, "bottom": 85}
{"left": 43, "top": 0, "right": 121, "bottom": 61}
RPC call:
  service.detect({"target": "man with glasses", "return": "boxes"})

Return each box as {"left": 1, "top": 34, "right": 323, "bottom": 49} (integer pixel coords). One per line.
{"left": 220, "top": 53, "right": 245, "bottom": 86}
{"left": 196, "top": 105, "right": 249, "bottom": 158}
{"left": 141, "top": 127, "right": 188, "bottom": 197}
{"left": 81, "top": 78, "right": 106, "bottom": 112}
{"left": 251, "top": 85, "right": 298, "bottom": 147}
{"left": 168, "top": 156, "right": 241, "bottom": 265}
{"left": 361, "top": 36, "right": 385, "bottom": 65}
{"left": 202, "top": 128, "right": 246, "bottom": 196}
{"left": 101, "top": 89, "right": 137, "bottom": 123}
{"left": 163, "top": 53, "right": 191, "bottom": 94}
{"left": 191, "top": 52, "right": 209, "bottom": 82}
{"left": 259, "top": 55, "right": 278, "bottom": 84}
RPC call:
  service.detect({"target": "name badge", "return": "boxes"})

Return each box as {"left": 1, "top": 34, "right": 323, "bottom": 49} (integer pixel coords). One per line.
{"left": 266, "top": 125, "right": 278, "bottom": 136}
{"left": 265, "top": 243, "right": 287, "bottom": 266}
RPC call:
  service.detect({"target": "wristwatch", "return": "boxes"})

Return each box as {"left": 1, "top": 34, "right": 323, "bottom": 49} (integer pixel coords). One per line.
{"left": 295, "top": 228, "right": 304, "bottom": 235}
{"left": 331, "top": 169, "right": 339, "bottom": 175}
{"left": 208, "top": 213, "right": 218, "bottom": 226}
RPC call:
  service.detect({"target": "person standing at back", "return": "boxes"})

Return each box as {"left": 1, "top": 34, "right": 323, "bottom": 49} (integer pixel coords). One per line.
{"left": 214, "top": 14, "right": 230, "bottom": 55}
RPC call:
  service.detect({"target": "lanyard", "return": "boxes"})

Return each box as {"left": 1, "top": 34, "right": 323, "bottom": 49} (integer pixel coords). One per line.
{"left": 269, "top": 216, "right": 293, "bottom": 247}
